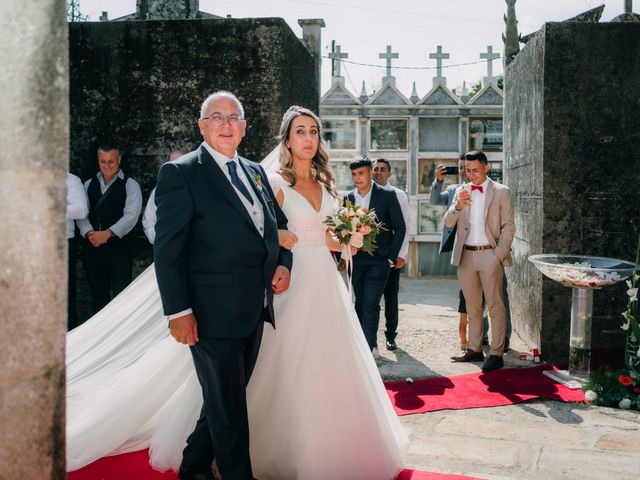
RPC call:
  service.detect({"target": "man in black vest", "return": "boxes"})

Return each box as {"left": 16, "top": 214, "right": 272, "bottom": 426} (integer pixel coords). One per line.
{"left": 77, "top": 145, "right": 142, "bottom": 313}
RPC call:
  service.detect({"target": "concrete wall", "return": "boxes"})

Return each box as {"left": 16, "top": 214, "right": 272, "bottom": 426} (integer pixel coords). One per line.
{"left": 0, "top": 1, "right": 68, "bottom": 478}
{"left": 505, "top": 22, "right": 640, "bottom": 363}
{"left": 68, "top": 17, "right": 318, "bottom": 321}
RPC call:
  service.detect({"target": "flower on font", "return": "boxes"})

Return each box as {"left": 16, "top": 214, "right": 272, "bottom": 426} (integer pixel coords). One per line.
{"left": 619, "top": 398, "right": 632, "bottom": 409}
{"left": 626, "top": 280, "right": 638, "bottom": 302}
{"left": 618, "top": 375, "right": 633, "bottom": 386}
{"left": 584, "top": 390, "right": 598, "bottom": 402}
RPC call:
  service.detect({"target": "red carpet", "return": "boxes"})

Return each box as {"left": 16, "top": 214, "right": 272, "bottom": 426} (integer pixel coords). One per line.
{"left": 69, "top": 365, "right": 578, "bottom": 480}
{"left": 385, "top": 365, "right": 585, "bottom": 416}
{"left": 68, "top": 449, "right": 480, "bottom": 479}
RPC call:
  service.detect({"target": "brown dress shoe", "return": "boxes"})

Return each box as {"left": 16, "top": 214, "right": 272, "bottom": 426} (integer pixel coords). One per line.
{"left": 451, "top": 349, "right": 485, "bottom": 362}
{"left": 481, "top": 355, "right": 504, "bottom": 372}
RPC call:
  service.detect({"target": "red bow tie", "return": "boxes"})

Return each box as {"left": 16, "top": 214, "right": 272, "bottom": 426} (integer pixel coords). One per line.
{"left": 471, "top": 185, "right": 484, "bottom": 193}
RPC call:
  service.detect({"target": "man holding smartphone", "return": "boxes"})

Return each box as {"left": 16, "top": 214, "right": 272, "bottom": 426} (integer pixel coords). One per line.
{"left": 430, "top": 157, "right": 470, "bottom": 349}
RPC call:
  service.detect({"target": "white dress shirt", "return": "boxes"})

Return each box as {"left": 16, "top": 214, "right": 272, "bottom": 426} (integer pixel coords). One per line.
{"left": 142, "top": 187, "right": 157, "bottom": 244}
{"left": 66, "top": 173, "right": 89, "bottom": 239}
{"left": 76, "top": 170, "right": 143, "bottom": 238}
{"left": 465, "top": 178, "right": 491, "bottom": 246}
{"left": 202, "top": 142, "right": 265, "bottom": 236}
{"left": 353, "top": 182, "right": 374, "bottom": 209}
{"left": 386, "top": 183, "right": 411, "bottom": 260}
{"left": 169, "top": 143, "right": 266, "bottom": 321}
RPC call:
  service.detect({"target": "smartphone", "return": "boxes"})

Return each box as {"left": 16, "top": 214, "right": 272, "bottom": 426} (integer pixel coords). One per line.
{"left": 445, "top": 166, "right": 459, "bottom": 175}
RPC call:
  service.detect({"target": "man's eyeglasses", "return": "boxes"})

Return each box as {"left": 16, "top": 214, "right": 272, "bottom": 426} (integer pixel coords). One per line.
{"left": 201, "top": 113, "right": 245, "bottom": 126}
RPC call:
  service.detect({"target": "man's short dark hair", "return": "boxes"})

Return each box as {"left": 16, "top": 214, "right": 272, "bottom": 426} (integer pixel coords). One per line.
{"left": 374, "top": 158, "right": 391, "bottom": 170}
{"left": 459, "top": 154, "right": 466, "bottom": 161}
{"left": 463, "top": 151, "right": 487, "bottom": 164}
{"left": 349, "top": 157, "right": 372, "bottom": 170}
{"left": 98, "top": 144, "right": 121, "bottom": 155}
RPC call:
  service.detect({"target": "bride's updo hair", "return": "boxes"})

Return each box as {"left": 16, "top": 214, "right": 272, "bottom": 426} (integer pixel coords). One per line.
{"left": 278, "top": 106, "right": 337, "bottom": 198}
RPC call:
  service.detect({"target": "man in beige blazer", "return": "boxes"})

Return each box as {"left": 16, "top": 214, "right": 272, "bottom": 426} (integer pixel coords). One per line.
{"left": 444, "top": 151, "right": 515, "bottom": 372}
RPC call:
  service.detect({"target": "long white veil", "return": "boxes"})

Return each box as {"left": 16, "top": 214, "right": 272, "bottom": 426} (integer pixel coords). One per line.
{"left": 260, "top": 144, "right": 282, "bottom": 175}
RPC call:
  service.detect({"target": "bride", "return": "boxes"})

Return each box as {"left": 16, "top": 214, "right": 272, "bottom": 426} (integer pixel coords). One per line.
{"left": 67, "top": 106, "right": 407, "bottom": 479}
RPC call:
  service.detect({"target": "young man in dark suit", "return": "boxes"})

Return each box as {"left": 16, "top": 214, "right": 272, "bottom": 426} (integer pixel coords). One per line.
{"left": 346, "top": 158, "right": 406, "bottom": 358}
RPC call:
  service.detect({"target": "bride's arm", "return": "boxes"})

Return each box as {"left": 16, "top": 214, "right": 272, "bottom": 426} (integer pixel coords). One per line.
{"left": 275, "top": 188, "right": 298, "bottom": 249}
{"left": 324, "top": 229, "right": 343, "bottom": 252}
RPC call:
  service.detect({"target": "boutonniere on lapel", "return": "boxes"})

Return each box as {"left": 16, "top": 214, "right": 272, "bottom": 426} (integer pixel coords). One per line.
{"left": 251, "top": 172, "right": 263, "bottom": 191}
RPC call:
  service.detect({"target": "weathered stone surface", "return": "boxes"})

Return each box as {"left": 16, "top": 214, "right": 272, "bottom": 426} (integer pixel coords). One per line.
{"left": 504, "top": 23, "right": 640, "bottom": 362}
{"left": 68, "top": 17, "right": 318, "bottom": 321}
{"left": 0, "top": 0, "right": 68, "bottom": 478}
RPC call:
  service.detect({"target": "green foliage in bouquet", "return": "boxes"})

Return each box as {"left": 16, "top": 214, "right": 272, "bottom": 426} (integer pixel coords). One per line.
{"left": 323, "top": 200, "right": 386, "bottom": 256}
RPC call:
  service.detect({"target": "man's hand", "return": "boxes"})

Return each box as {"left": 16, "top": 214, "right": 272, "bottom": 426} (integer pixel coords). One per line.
{"left": 271, "top": 265, "right": 291, "bottom": 295}
{"left": 278, "top": 229, "right": 298, "bottom": 250}
{"left": 435, "top": 164, "right": 447, "bottom": 183}
{"left": 169, "top": 313, "right": 199, "bottom": 346}
{"left": 87, "top": 229, "right": 113, "bottom": 247}
{"left": 395, "top": 257, "right": 406, "bottom": 269}
{"left": 455, "top": 191, "right": 472, "bottom": 211}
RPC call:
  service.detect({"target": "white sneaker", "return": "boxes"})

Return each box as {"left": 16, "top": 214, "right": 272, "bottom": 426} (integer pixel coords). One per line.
{"left": 372, "top": 347, "right": 381, "bottom": 359}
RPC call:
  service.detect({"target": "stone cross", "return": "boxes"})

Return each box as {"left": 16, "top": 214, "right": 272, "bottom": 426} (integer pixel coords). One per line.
{"left": 429, "top": 45, "right": 450, "bottom": 86}
{"left": 328, "top": 44, "right": 348, "bottom": 78}
{"left": 379, "top": 45, "right": 399, "bottom": 84}
{"left": 481, "top": 45, "right": 500, "bottom": 85}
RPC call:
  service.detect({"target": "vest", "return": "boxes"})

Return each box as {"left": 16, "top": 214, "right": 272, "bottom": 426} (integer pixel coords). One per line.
{"left": 87, "top": 175, "right": 130, "bottom": 241}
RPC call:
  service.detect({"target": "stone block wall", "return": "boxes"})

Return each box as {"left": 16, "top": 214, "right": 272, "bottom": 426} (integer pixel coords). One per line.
{"left": 68, "top": 17, "right": 318, "bottom": 321}
{"left": 504, "top": 22, "right": 640, "bottom": 362}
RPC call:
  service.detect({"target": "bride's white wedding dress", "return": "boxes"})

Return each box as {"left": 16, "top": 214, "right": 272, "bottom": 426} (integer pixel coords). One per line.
{"left": 67, "top": 173, "right": 407, "bottom": 479}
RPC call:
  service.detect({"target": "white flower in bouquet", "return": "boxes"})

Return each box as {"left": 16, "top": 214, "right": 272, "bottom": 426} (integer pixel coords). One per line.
{"left": 637, "top": 347, "right": 640, "bottom": 359}
{"left": 350, "top": 232, "right": 364, "bottom": 249}
{"left": 619, "top": 398, "right": 632, "bottom": 409}
{"left": 621, "top": 321, "right": 630, "bottom": 331}
{"left": 584, "top": 390, "right": 598, "bottom": 402}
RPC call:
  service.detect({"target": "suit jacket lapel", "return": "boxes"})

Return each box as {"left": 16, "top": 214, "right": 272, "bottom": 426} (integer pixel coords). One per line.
{"left": 368, "top": 183, "right": 379, "bottom": 211}
{"left": 197, "top": 146, "right": 258, "bottom": 234}
{"left": 239, "top": 157, "right": 266, "bottom": 205}
{"left": 483, "top": 179, "right": 495, "bottom": 220}
{"left": 239, "top": 157, "right": 275, "bottom": 237}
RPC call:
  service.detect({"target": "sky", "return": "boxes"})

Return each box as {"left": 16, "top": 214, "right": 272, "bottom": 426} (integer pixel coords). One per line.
{"left": 77, "top": 0, "right": 621, "bottom": 97}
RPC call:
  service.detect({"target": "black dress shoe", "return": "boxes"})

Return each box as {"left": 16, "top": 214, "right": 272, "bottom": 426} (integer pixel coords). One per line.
{"left": 178, "top": 466, "right": 215, "bottom": 480}
{"left": 481, "top": 355, "right": 504, "bottom": 373}
{"left": 385, "top": 339, "right": 398, "bottom": 351}
{"left": 451, "top": 349, "right": 484, "bottom": 362}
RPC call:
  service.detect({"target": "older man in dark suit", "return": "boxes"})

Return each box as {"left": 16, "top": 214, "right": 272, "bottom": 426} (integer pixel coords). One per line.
{"left": 154, "top": 91, "right": 292, "bottom": 480}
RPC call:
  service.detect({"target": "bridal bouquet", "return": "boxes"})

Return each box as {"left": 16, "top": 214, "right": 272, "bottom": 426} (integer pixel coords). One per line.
{"left": 324, "top": 201, "right": 384, "bottom": 271}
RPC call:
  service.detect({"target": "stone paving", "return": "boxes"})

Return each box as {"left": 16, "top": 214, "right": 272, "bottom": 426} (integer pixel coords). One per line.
{"left": 379, "top": 278, "right": 640, "bottom": 480}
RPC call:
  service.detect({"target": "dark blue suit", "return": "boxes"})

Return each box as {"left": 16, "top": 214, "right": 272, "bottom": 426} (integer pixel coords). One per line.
{"left": 154, "top": 144, "right": 292, "bottom": 479}
{"left": 347, "top": 183, "right": 406, "bottom": 350}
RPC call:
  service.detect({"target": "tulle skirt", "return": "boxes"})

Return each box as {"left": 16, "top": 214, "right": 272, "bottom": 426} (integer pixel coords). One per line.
{"left": 67, "top": 246, "right": 407, "bottom": 479}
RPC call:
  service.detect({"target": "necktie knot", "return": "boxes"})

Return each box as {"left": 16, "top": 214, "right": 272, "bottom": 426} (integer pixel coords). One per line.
{"left": 471, "top": 185, "right": 484, "bottom": 193}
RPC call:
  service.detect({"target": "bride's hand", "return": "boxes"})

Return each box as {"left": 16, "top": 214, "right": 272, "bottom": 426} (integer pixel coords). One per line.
{"left": 278, "top": 230, "right": 298, "bottom": 250}
{"left": 350, "top": 246, "right": 358, "bottom": 256}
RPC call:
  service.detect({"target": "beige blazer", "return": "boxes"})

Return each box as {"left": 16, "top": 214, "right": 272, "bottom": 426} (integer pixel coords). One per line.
{"left": 443, "top": 179, "right": 515, "bottom": 267}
